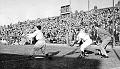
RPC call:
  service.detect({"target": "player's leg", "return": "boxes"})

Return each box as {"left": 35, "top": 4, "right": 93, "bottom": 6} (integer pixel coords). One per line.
{"left": 99, "top": 37, "right": 111, "bottom": 58}
{"left": 70, "top": 40, "right": 78, "bottom": 46}
{"left": 80, "top": 39, "right": 92, "bottom": 57}
{"left": 40, "top": 43, "right": 46, "bottom": 55}
{"left": 80, "top": 39, "right": 92, "bottom": 52}
{"left": 33, "top": 40, "right": 45, "bottom": 56}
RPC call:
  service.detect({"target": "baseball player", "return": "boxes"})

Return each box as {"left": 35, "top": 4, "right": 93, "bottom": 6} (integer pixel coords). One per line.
{"left": 93, "top": 25, "right": 112, "bottom": 58}
{"left": 26, "top": 25, "right": 46, "bottom": 58}
{"left": 74, "top": 27, "right": 93, "bottom": 57}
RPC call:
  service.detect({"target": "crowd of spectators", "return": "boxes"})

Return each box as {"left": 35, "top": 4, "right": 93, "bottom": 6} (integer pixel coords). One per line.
{"left": 0, "top": 6, "right": 120, "bottom": 45}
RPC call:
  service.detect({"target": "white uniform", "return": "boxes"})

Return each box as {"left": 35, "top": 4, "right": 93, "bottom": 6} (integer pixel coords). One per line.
{"left": 27, "top": 30, "right": 46, "bottom": 55}
{"left": 27, "top": 30, "right": 45, "bottom": 47}
{"left": 76, "top": 29, "right": 92, "bottom": 52}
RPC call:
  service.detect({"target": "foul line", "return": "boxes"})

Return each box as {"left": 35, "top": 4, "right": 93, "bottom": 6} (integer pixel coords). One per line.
{"left": 112, "top": 48, "right": 120, "bottom": 61}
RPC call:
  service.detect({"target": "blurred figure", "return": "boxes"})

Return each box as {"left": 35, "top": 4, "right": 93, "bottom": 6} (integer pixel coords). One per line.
{"left": 19, "top": 34, "right": 31, "bottom": 45}
{"left": 12, "top": 40, "right": 19, "bottom": 45}
{"left": 93, "top": 24, "right": 112, "bottom": 58}
{"left": 26, "top": 25, "right": 46, "bottom": 58}
{"left": 0, "top": 38, "right": 8, "bottom": 45}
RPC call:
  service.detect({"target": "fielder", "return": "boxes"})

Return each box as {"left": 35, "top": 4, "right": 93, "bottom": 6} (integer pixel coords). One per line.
{"left": 26, "top": 25, "right": 46, "bottom": 58}
{"left": 73, "top": 27, "right": 93, "bottom": 57}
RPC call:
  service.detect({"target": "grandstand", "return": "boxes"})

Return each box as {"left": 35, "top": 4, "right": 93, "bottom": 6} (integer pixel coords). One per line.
{"left": 0, "top": 0, "right": 120, "bottom": 69}
{"left": 0, "top": 4, "right": 120, "bottom": 45}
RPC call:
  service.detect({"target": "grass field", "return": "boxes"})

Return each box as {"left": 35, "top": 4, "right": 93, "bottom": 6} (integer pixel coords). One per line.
{"left": 0, "top": 44, "right": 120, "bottom": 69}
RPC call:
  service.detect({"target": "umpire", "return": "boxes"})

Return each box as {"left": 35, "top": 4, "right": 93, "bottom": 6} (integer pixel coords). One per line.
{"left": 93, "top": 24, "right": 112, "bottom": 58}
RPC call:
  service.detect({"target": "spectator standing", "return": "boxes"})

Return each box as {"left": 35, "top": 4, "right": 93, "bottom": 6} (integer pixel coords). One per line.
{"left": 0, "top": 38, "right": 8, "bottom": 45}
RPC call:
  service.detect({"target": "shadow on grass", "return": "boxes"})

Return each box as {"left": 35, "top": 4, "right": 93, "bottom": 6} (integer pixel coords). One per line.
{"left": 62, "top": 49, "right": 94, "bottom": 57}
{"left": 0, "top": 53, "right": 101, "bottom": 69}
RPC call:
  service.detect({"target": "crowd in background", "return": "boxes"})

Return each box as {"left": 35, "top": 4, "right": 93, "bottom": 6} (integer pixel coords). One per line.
{"left": 0, "top": 6, "right": 120, "bottom": 45}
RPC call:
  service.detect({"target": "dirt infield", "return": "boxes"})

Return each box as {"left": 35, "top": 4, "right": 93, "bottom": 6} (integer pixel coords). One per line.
{"left": 0, "top": 44, "right": 120, "bottom": 69}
